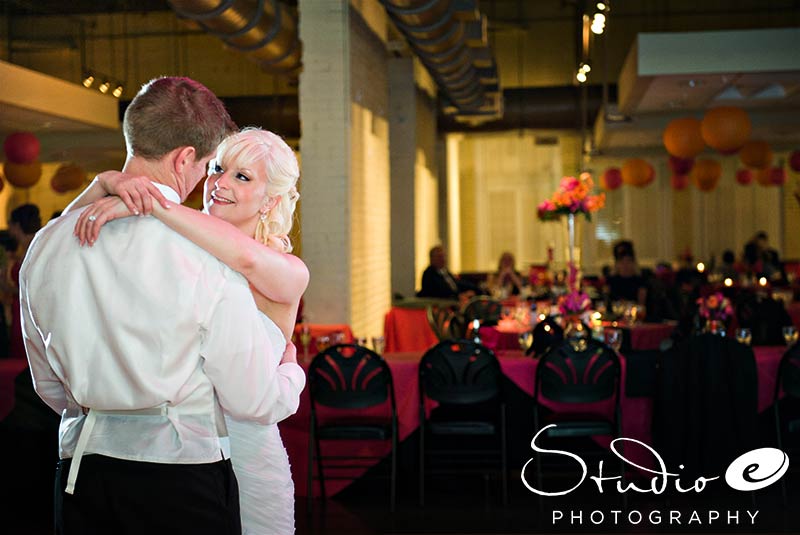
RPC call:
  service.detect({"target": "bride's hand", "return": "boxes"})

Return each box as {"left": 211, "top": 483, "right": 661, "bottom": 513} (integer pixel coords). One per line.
{"left": 96, "top": 170, "right": 171, "bottom": 216}
{"left": 280, "top": 342, "right": 298, "bottom": 365}
{"left": 74, "top": 196, "right": 135, "bottom": 246}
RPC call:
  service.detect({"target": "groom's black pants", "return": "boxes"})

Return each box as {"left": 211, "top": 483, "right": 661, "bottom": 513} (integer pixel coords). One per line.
{"left": 55, "top": 454, "right": 241, "bottom": 535}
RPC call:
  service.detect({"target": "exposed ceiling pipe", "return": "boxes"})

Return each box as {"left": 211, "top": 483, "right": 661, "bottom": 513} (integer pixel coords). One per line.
{"left": 167, "top": 0, "right": 301, "bottom": 74}
{"left": 379, "top": 0, "right": 502, "bottom": 120}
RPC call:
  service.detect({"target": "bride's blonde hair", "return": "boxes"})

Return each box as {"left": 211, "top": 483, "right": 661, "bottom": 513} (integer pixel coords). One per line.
{"left": 215, "top": 127, "right": 300, "bottom": 253}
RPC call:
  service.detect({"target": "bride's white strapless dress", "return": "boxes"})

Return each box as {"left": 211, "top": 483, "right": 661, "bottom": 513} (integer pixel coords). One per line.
{"left": 225, "top": 313, "right": 295, "bottom": 535}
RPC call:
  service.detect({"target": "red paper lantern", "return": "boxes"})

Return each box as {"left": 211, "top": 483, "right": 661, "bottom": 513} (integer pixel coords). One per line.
{"left": 735, "top": 168, "right": 753, "bottom": 185}
{"left": 701, "top": 107, "right": 751, "bottom": 154}
{"left": 670, "top": 174, "right": 690, "bottom": 191}
{"left": 691, "top": 159, "right": 721, "bottom": 192}
{"left": 3, "top": 161, "right": 42, "bottom": 188}
{"left": 789, "top": 150, "right": 800, "bottom": 172}
{"left": 663, "top": 118, "right": 705, "bottom": 159}
{"left": 50, "top": 163, "right": 86, "bottom": 193}
{"left": 769, "top": 167, "right": 787, "bottom": 186}
{"left": 621, "top": 158, "right": 655, "bottom": 188}
{"left": 739, "top": 140, "right": 773, "bottom": 170}
{"left": 601, "top": 167, "right": 623, "bottom": 191}
{"left": 3, "top": 132, "right": 41, "bottom": 164}
{"left": 668, "top": 156, "right": 694, "bottom": 175}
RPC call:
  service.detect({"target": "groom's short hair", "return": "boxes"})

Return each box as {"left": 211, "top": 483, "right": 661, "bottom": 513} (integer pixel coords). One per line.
{"left": 123, "top": 77, "right": 236, "bottom": 160}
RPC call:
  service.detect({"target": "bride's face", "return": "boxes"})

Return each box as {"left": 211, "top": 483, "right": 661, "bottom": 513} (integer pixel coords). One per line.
{"left": 205, "top": 155, "right": 270, "bottom": 233}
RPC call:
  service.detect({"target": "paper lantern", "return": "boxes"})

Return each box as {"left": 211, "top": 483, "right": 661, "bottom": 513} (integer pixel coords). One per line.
{"left": 769, "top": 167, "right": 787, "bottom": 186}
{"left": 621, "top": 158, "right": 655, "bottom": 188}
{"left": 789, "top": 150, "right": 800, "bottom": 172}
{"left": 738, "top": 140, "right": 772, "bottom": 170}
{"left": 690, "top": 159, "right": 721, "bottom": 192}
{"left": 3, "top": 160, "right": 42, "bottom": 188}
{"left": 3, "top": 132, "right": 41, "bottom": 164}
{"left": 754, "top": 168, "right": 772, "bottom": 187}
{"left": 735, "top": 168, "right": 753, "bottom": 185}
{"left": 668, "top": 156, "right": 694, "bottom": 175}
{"left": 50, "top": 163, "right": 86, "bottom": 193}
{"left": 601, "top": 167, "right": 623, "bottom": 190}
{"left": 663, "top": 118, "right": 705, "bottom": 159}
{"left": 670, "top": 174, "right": 690, "bottom": 191}
{"left": 701, "top": 107, "right": 751, "bottom": 154}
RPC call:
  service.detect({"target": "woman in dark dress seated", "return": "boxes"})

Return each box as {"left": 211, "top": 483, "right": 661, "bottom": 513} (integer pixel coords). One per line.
{"left": 606, "top": 240, "right": 647, "bottom": 308}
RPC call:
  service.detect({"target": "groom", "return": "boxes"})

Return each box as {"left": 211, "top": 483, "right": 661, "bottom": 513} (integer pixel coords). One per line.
{"left": 20, "top": 77, "right": 301, "bottom": 534}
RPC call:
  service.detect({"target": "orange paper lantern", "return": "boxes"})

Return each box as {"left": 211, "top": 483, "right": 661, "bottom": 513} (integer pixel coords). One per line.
{"left": 690, "top": 159, "right": 721, "bottom": 192}
{"left": 601, "top": 167, "right": 623, "bottom": 190}
{"left": 621, "top": 158, "right": 655, "bottom": 188}
{"left": 738, "top": 140, "right": 772, "bottom": 170}
{"left": 754, "top": 168, "right": 772, "bottom": 186}
{"left": 3, "top": 160, "right": 42, "bottom": 188}
{"left": 701, "top": 107, "right": 751, "bottom": 154}
{"left": 50, "top": 163, "right": 86, "bottom": 193}
{"left": 663, "top": 118, "right": 705, "bottom": 159}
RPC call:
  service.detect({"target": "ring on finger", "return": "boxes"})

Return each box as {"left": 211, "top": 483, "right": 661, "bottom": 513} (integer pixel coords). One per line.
{"left": 88, "top": 215, "right": 97, "bottom": 222}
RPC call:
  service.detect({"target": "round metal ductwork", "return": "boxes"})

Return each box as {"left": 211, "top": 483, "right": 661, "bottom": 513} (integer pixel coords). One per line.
{"left": 380, "top": 0, "right": 502, "bottom": 118}
{"left": 168, "top": 0, "right": 301, "bottom": 74}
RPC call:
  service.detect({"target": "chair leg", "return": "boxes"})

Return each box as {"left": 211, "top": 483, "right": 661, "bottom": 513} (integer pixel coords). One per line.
{"left": 774, "top": 404, "right": 787, "bottom": 507}
{"left": 419, "top": 421, "right": 425, "bottom": 507}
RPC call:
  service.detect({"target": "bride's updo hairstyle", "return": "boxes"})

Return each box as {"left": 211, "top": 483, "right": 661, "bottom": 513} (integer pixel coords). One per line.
{"left": 215, "top": 127, "right": 300, "bottom": 253}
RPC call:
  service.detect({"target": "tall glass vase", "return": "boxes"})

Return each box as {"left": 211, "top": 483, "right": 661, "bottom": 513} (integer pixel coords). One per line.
{"left": 562, "top": 213, "right": 583, "bottom": 280}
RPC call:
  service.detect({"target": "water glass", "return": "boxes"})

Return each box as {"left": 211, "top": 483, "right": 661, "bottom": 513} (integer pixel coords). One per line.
{"left": 315, "top": 335, "right": 330, "bottom": 353}
{"left": 371, "top": 336, "right": 386, "bottom": 354}
{"left": 735, "top": 328, "right": 752, "bottom": 346}
{"left": 331, "top": 331, "right": 346, "bottom": 345}
{"left": 604, "top": 328, "right": 623, "bottom": 353}
{"left": 355, "top": 336, "right": 368, "bottom": 347}
{"left": 518, "top": 331, "right": 533, "bottom": 352}
{"left": 783, "top": 326, "right": 799, "bottom": 346}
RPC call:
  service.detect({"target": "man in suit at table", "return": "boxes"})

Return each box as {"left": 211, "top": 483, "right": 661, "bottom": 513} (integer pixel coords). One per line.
{"left": 417, "top": 245, "right": 480, "bottom": 300}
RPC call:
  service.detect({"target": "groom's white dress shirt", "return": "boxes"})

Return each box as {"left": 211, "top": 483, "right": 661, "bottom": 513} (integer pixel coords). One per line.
{"left": 20, "top": 183, "right": 304, "bottom": 470}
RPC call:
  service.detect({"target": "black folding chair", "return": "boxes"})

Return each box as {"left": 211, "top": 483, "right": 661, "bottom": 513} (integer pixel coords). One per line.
{"left": 418, "top": 339, "right": 507, "bottom": 506}
{"left": 774, "top": 342, "right": 800, "bottom": 505}
{"left": 307, "top": 344, "right": 397, "bottom": 511}
{"left": 461, "top": 296, "right": 502, "bottom": 327}
{"left": 426, "top": 304, "right": 466, "bottom": 341}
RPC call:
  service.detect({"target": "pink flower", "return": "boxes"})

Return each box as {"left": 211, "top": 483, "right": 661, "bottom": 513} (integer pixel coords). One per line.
{"left": 560, "top": 176, "right": 580, "bottom": 192}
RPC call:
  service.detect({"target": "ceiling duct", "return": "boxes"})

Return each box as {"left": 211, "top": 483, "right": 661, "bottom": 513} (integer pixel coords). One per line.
{"left": 167, "top": 0, "right": 301, "bottom": 74}
{"left": 379, "top": 0, "right": 502, "bottom": 119}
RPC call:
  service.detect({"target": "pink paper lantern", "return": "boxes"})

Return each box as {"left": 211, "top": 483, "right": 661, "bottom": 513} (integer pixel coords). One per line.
{"left": 3, "top": 132, "right": 41, "bottom": 164}
{"left": 601, "top": 167, "right": 623, "bottom": 190}
{"left": 668, "top": 156, "right": 694, "bottom": 176}
{"left": 735, "top": 168, "right": 753, "bottom": 185}
{"left": 769, "top": 167, "right": 787, "bottom": 186}
{"left": 789, "top": 150, "right": 800, "bottom": 172}
{"left": 670, "top": 174, "right": 690, "bottom": 191}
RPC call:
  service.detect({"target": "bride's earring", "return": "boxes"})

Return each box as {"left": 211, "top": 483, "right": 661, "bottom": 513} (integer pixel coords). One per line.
{"left": 254, "top": 210, "right": 269, "bottom": 245}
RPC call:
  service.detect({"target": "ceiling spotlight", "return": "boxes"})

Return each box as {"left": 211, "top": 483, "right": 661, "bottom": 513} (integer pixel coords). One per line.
{"left": 594, "top": 13, "right": 606, "bottom": 23}
{"left": 596, "top": 2, "right": 607, "bottom": 10}
{"left": 82, "top": 74, "right": 95, "bottom": 88}
{"left": 112, "top": 84, "right": 124, "bottom": 98}
{"left": 580, "top": 63, "right": 591, "bottom": 73}
{"left": 576, "top": 70, "right": 587, "bottom": 84}
{"left": 591, "top": 23, "right": 605, "bottom": 35}
{"left": 98, "top": 81, "right": 111, "bottom": 94}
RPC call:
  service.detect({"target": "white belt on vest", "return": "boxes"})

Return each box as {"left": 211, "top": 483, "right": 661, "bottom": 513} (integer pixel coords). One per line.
{"left": 65, "top": 404, "right": 229, "bottom": 495}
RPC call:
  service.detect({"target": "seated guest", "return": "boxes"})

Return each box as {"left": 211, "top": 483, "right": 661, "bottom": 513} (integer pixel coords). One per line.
{"left": 606, "top": 240, "right": 647, "bottom": 306}
{"left": 754, "top": 231, "right": 785, "bottom": 282}
{"left": 488, "top": 251, "right": 526, "bottom": 297}
{"left": 715, "top": 249, "right": 738, "bottom": 280}
{"left": 417, "top": 245, "right": 479, "bottom": 300}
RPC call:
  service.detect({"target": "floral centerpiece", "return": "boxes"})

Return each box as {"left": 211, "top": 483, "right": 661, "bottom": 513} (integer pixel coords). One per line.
{"left": 696, "top": 292, "right": 734, "bottom": 335}
{"left": 537, "top": 173, "right": 606, "bottom": 222}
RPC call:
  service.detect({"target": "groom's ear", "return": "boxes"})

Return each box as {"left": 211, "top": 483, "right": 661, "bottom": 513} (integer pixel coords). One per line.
{"left": 172, "top": 146, "right": 198, "bottom": 175}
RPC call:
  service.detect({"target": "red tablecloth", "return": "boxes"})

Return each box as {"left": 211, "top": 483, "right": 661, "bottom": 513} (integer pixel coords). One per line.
{"left": 383, "top": 307, "right": 437, "bottom": 353}
{"left": 0, "top": 360, "right": 30, "bottom": 420}
{"left": 788, "top": 302, "right": 800, "bottom": 329}
{"left": 280, "top": 345, "right": 787, "bottom": 497}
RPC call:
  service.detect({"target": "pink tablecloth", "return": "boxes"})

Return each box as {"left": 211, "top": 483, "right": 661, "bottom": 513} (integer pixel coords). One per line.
{"left": 788, "top": 302, "right": 800, "bottom": 330}
{"left": 383, "top": 307, "right": 438, "bottom": 353}
{"left": 0, "top": 360, "right": 29, "bottom": 420}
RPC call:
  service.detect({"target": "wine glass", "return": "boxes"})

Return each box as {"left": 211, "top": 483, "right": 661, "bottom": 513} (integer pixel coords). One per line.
{"left": 315, "top": 335, "right": 330, "bottom": 354}
{"left": 604, "top": 328, "right": 623, "bottom": 353}
{"left": 611, "top": 301, "right": 625, "bottom": 319}
{"left": 371, "top": 336, "right": 385, "bottom": 355}
{"left": 331, "top": 331, "right": 346, "bottom": 345}
{"left": 783, "top": 326, "right": 798, "bottom": 346}
{"left": 735, "top": 328, "right": 752, "bottom": 346}
{"left": 298, "top": 324, "right": 312, "bottom": 363}
{"left": 355, "top": 336, "right": 368, "bottom": 347}
{"left": 518, "top": 331, "right": 533, "bottom": 352}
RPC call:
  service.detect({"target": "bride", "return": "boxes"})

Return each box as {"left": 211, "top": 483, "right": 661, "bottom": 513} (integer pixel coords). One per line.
{"left": 67, "top": 127, "right": 307, "bottom": 534}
